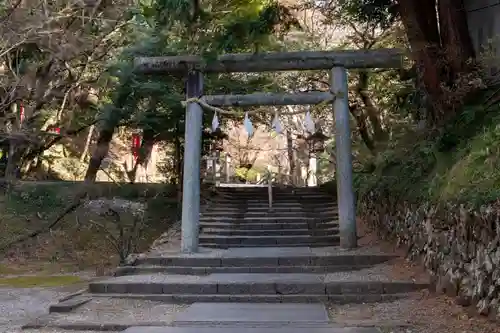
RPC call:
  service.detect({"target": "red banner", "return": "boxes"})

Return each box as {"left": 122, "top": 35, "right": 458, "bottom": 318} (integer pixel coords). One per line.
{"left": 47, "top": 126, "right": 60, "bottom": 134}
{"left": 19, "top": 102, "right": 24, "bottom": 124}
{"left": 132, "top": 134, "right": 141, "bottom": 160}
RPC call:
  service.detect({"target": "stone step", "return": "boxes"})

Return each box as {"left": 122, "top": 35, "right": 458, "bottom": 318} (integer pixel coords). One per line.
{"left": 202, "top": 228, "right": 339, "bottom": 237}
{"left": 206, "top": 207, "right": 246, "bottom": 211}
{"left": 88, "top": 293, "right": 409, "bottom": 305}
{"left": 241, "top": 216, "right": 329, "bottom": 221}
{"left": 199, "top": 222, "right": 339, "bottom": 230}
{"left": 220, "top": 198, "right": 333, "bottom": 203}
{"left": 199, "top": 216, "right": 338, "bottom": 223}
{"left": 201, "top": 243, "right": 337, "bottom": 248}
{"left": 243, "top": 201, "right": 304, "bottom": 205}
{"left": 198, "top": 235, "right": 340, "bottom": 246}
{"left": 245, "top": 207, "right": 306, "bottom": 212}
{"left": 89, "top": 273, "right": 427, "bottom": 297}
{"left": 243, "top": 212, "right": 309, "bottom": 217}
{"left": 115, "top": 264, "right": 377, "bottom": 276}
{"left": 243, "top": 212, "right": 339, "bottom": 218}
{"left": 203, "top": 211, "right": 246, "bottom": 215}
{"left": 238, "top": 205, "right": 333, "bottom": 210}
{"left": 304, "top": 211, "right": 339, "bottom": 216}
{"left": 201, "top": 218, "right": 339, "bottom": 224}
{"left": 121, "top": 325, "right": 381, "bottom": 333}
{"left": 244, "top": 197, "right": 332, "bottom": 201}
{"left": 135, "top": 248, "right": 397, "bottom": 267}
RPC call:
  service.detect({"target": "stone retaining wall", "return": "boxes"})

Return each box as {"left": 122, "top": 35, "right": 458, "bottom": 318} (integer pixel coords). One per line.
{"left": 358, "top": 192, "right": 500, "bottom": 320}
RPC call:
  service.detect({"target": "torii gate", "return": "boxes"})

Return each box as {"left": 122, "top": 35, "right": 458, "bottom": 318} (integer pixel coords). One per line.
{"left": 134, "top": 49, "right": 404, "bottom": 252}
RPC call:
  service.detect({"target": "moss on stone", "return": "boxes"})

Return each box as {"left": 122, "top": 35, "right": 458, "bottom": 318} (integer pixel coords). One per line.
{"left": 0, "top": 275, "right": 82, "bottom": 288}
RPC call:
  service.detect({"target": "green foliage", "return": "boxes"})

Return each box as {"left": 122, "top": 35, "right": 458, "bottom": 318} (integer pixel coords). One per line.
{"left": 5, "top": 184, "right": 69, "bottom": 214}
{"left": 319, "top": 0, "right": 397, "bottom": 29}
{"left": 98, "top": 0, "right": 298, "bottom": 148}
{"left": 235, "top": 167, "right": 260, "bottom": 182}
{"left": 337, "top": 0, "right": 397, "bottom": 28}
{"left": 352, "top": 87, "right": 500, "bottom": 206}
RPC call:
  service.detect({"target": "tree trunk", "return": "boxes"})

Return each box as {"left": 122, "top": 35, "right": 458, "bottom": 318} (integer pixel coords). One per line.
{"left": 83, "top": 81, "right": 133, "bottom": 183}
{"left": 438, "top": 0, "right": 475, "bottom": 79}
{"left": 4, "top": 102, "right": 20, "bottom": 180}
{"left": 356, "top": 71, "right": 387, "bottom": 141}
{"left": 83, "top": 126, "right": 114, "bottom": 182}
{"left": 80, "top": 124, "right": 95, "bottom": 162}
{"left": 349, "top": 103, "right": 376, "bottom": 153}
{"left": 129, "top": 129, "right": 155, "bottom": 183}
{"left": 397, "top": 0, "right": 445, "bottom": 123}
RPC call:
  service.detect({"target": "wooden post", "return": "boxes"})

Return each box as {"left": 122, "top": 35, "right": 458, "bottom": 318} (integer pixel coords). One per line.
{"left": 181, "top": 71, "right": 203, "bottom": 253}
{"left": 331, "top": 67, "right": 357, "bottom": 249}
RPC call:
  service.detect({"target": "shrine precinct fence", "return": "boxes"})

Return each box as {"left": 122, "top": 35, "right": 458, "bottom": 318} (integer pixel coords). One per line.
{"left": 134, "top": 48, "right": 406, "bottom": 252}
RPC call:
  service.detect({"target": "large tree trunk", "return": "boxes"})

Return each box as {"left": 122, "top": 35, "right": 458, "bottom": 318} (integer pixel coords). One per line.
{"left": 397, "top": 0, "right": 445, "bottom": 124}
{"left": 398, "top": 0, "right": 475, "bottom": 125}
{"left": 438, "top": 0, "right": 475, "bottom": 79}
{"left": 356, "top": 71, "right": 387, "bottom": 141}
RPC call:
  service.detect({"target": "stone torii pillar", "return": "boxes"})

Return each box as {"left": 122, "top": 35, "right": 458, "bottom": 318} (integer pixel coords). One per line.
{"left": 332, "top": 67, "right": 356, "bottom": 248}
{"left": 180, "top": 72, "right": 203, "bottom": 253}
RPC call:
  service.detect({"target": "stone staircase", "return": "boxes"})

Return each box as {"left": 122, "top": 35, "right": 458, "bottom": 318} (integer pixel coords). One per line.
{"left": 28, "top": 186, "right": 430, "bottom": 333}
{"left": 198, "top": 187, "right": 340, "bottom": 248}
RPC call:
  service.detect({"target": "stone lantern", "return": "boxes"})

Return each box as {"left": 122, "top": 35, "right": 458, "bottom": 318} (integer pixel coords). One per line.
{"left": 211, "top": 128, "right": 228, "bottom": 152}
{"left": 202, "top": 128, "right": 228, "bottom": 184}
{"left": 202, "top": 128, "right": 228, "bottom": 154}
{"left": 305, "top": 129, "right": 328, "bottom": 153}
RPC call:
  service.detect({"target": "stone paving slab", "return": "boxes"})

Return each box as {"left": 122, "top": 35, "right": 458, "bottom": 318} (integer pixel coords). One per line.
{"left": 172, "top": 303, "right": 329, "bottom": 323}
{"left": 24, "top": 298, "right": 188, "bottom": 331}
{"left": 123, "top": 326, "right": 380, "bottom": 333}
